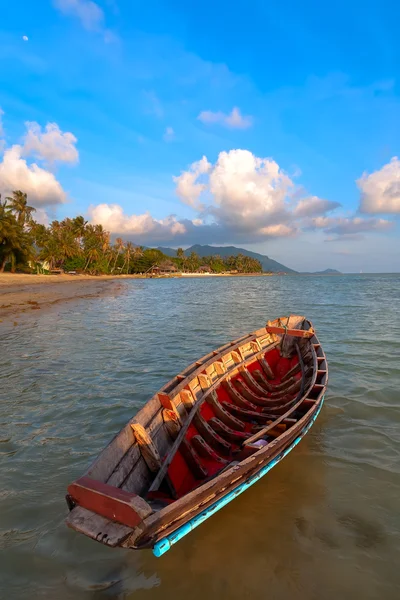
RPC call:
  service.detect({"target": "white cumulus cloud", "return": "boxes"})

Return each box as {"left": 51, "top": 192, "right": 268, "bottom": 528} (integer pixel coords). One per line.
{"left": 174, "top": 156, "right": 211, "bottom": 210}
{"left": 0, "top": 111, "right": 78, "bottom": 208}
{"left": 174, "top": 149, "right": 295, "bottom": 239}
{"left": 22, "top": 121, "right": 78, "bottom": 165}
{"left": 88, "top": 203, "right": 187, "bottom": 240}
{"left": 358, "top": 157, "right": 400, "bottom": 214}
{"left": 197, "top": 107, "right": 253, "bottom": 129}
{"left": 0, "top": 145, "right": 67, "bottom": 206}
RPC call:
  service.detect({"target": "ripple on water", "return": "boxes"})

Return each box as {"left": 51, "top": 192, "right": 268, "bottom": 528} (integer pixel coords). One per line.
{"left": 1, "top": 273, "right": 400, "bottom": 599}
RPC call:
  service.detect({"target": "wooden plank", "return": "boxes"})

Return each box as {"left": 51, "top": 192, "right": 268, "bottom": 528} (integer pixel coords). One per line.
{"left": 67, "top": 476, "right": 152, "bottom": 528}
{"left": 158, "top": 393, "right": 182, "bottom": 424}
{"left": 206, "top": 391, "right": 246, "bottom": 431}
{"left": 259, "top": 357, "right": 274, "bottom": 379}
{"left": 85, "top": 424, "right": 135, "bottom": 482}
{"left": 198, "top": 373, "right": 212, "bottom": 392}
{"left": 209, "top": 418, "right": 250, "bottom": 443}
{"left": 243, "top": 341, "right": 312, "bottom": 446}
{"left": 122, "top": 456, "right": 153, "bottom": 496}
{"left": 191, "top": 435, "right": 228, "bottom": 464}
{"left": 193, "top": 413, "right": 232, "bottom": 455}
{"left": 147, "top": 396, "right": 200, "bottom": 494}
{"left": 66, "top": 506, "right": 133, "bottom": 547}
{"left": 130, "top": 423, "right": 162, "bottom": 473}
{"left": 266, "top": 326, "right": 313, "bottom": 338}
{"left": 224, "top": 403, "right": 278, "bottom": 423}
{"left": 162, "top": 408, "right": 181, "bottom": 441}
{"left": 281, "top": 362, "right": 301, "bottom": 382}
{"left": 221, "top": 380, "right": 258, "bottom": 410}
{"left": 107, "top": 444, "right": 141, "bottom": 488}
{"left": 180, "top": 439, "right": 208, "bottom": 479}
{"left": 214, "top": 360, "right": 226, "bottom": 376}
{"left": 180, "top": 389, "right": 196, "bottom": 411}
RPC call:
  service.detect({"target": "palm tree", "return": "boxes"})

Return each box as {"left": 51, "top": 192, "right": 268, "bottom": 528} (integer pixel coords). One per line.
{"left": 6, "top": 190, "right": 36, "bottom": 226}
{"left": 112, "top": 237, "right": 124, "bottom": 272}
{"left": 123, "top": 242, "right": 134, "bottom": 274}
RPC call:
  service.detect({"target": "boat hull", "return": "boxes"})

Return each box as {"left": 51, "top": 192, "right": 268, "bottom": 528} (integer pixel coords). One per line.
{"left": 66, "top": 315, "right": 328, "bottom": 555}
{"left": 153, "top": 396, "right": 324, "bottom": 556}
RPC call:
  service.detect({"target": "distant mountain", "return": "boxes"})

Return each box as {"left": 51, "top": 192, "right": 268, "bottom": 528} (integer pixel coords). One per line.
{"left": 307, "top": 268, "right": 342, "bottom": 275}
{"left": 156, "top": 244, "right": 297, "bottom": 273}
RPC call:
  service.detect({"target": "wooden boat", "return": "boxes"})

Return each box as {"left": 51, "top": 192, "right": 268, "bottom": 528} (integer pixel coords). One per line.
{"left": 66, "top": 315, "right": 328, "bottom": 556}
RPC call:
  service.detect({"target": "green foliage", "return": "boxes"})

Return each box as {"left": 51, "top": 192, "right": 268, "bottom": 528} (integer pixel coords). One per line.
{"left": 0, "top": 190, "right": 262, "bottom": 275}
{"left": 64, "top": 256, "right": 86, "bottom": 271}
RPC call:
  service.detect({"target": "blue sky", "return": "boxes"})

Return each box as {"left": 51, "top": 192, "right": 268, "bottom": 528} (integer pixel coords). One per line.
{"left": 0, "top": 0, "right": 399, "bottom": 272}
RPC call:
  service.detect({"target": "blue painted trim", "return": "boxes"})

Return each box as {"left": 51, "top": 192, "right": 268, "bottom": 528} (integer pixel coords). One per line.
{"left": 153, "top": 396, "right": 324, "bottom": 557}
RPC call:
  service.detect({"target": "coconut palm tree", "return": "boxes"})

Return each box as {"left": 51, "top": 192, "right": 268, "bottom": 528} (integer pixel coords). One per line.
{"left": 112, "top": 237, "right": 124, "bottom": 272}
{"left": 6, "top": 190, "right": 36, "bottom": 226}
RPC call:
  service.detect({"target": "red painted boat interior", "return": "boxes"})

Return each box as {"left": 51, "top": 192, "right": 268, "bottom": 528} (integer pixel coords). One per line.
{"left": 151, "top": 346, "right": 303, "bottom": 501}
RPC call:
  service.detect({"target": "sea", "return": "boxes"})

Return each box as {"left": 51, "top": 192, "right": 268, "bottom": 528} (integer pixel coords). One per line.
{"left": 1, "top": 274, "right": 399, "bottom": 599}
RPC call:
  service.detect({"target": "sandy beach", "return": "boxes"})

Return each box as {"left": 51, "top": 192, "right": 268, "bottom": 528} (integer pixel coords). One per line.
{"left": 0, "top": 273, "right": 128, "bottom": 321}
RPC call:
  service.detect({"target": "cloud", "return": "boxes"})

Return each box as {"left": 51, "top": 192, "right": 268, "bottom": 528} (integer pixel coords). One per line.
{"left": 0, "top": 112, "right": 78, "bottom": 208}
{"left": 175, "top": 149, "right": 295, "bottom": 239}
{"left": 312, "top": 215, "right": 394, "bottom": 235}
{"left": 85, "top": 147, "right": 397, "bottom": 246}
{"left": 0, "top": 145, "right": 67, "bottom": 206}
{"left": 22, "top": 35, "right": 29, "bottom": 42}
{"left": 325, "top": 217, "right": 394, "bottom": 235}
{"left": 294, "top": 196, "right": 341, "bottom": 217}
{"left": 88, "top": 203, "right": 187, "bottom": 240}
{"left": 174, "top": 156, "right": 211, "bottom": 210}
{"left": 357, "top": 157, "right": 400, "bottom": 214}
{"left": 163, "top": 126, "right": 175, "bottom": 142}
{"left": 22, "top": 121, "right": 79, "bottom": 165}
{"left": 53, "top": 0, "right": 104, "bottom": 31}
{"left": 197, "top": 107, "right": 253, "bottom": 129}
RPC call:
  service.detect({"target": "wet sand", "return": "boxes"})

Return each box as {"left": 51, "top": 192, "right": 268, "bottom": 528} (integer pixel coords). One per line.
{"left": 0, "top": 274, "right": 126, "bottom": 320}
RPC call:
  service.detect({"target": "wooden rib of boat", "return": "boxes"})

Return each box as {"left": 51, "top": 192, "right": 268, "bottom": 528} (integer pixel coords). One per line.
{"left": 66, "top": 315, "right": 328, "bottom": 556}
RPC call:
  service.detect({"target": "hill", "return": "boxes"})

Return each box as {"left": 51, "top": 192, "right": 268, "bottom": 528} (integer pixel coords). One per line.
{"left": 156, "top": 244, "right": 297, "bottom": 273}
{"left": 302, "top": 268, "right": 342, "bottom": 275}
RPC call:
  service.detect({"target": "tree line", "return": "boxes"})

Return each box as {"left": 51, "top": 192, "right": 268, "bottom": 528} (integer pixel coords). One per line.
{"left": 0, "top": 190, "right": 262, "bottom": 274}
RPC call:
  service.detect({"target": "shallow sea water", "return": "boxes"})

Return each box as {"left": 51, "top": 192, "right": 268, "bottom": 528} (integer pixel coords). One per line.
{"left": 1, "top": 274, "right": 400, "bottom": 599}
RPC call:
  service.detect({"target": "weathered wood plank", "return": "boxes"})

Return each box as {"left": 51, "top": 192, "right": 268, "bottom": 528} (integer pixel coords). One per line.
{"left": 66, "top": 506, "right": 133, "bottom": 546}
{"left": 130, "top": 423, "right": 162, "bottom": 473}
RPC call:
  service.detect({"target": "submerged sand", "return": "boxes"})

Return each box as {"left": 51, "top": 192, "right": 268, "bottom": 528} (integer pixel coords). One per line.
{"left": 0, "top": 273, "right": 127, "bottom": 321}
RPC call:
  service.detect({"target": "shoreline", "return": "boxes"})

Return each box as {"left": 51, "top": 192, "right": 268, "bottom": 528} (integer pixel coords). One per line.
{"left": 0, "top": 274, "right": 126, "bottom": 321}
{"left": 0, "top": 271, "right": 273, "bottom": 321}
